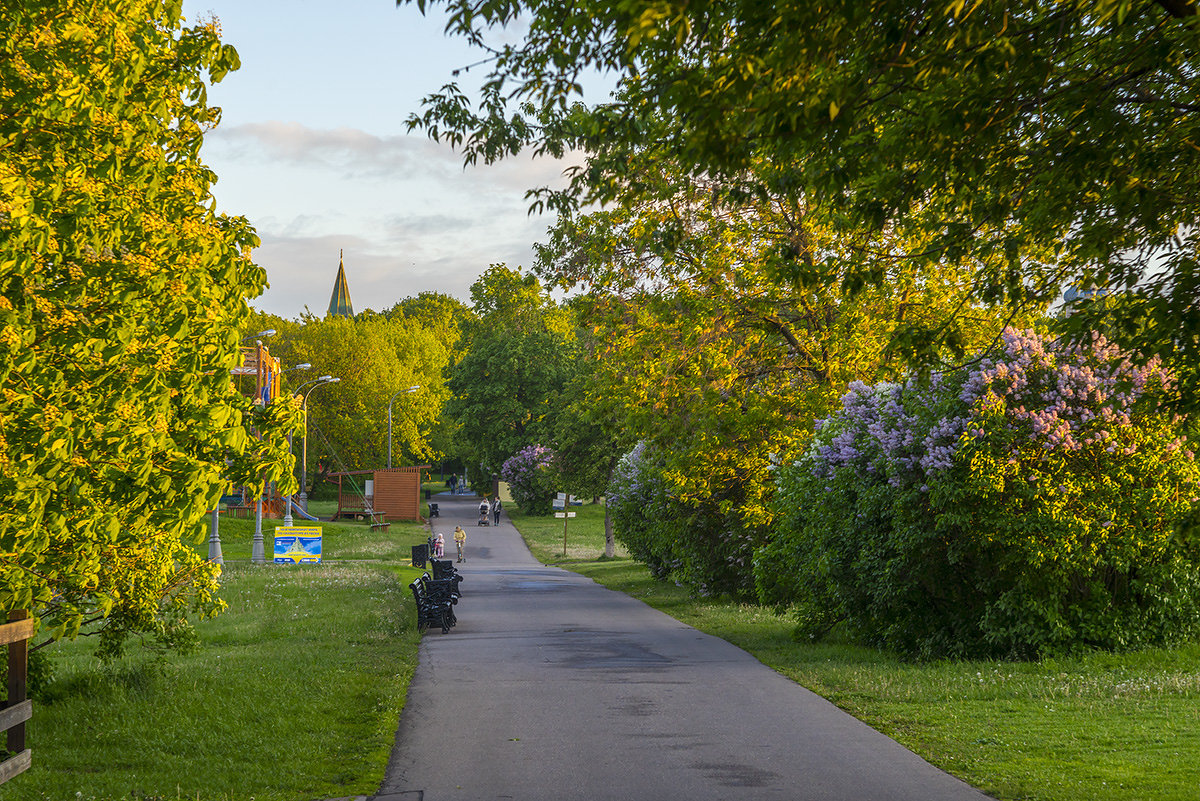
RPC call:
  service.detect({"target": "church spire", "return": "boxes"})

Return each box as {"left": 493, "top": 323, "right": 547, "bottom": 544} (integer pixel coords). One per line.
{"left": 327, "top": 249, "right": 354, "bottom": 318}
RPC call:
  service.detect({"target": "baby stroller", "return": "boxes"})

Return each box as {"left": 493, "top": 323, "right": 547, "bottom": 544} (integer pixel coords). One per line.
{"left": 477, "top": 500, "right": 490, "bottom": 526}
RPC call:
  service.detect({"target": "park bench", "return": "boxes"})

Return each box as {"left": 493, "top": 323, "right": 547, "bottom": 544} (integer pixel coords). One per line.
{"left": 421, "top": 572, "right": 463, "bottom": 607}
{"left": 409, "top": 577, "right": 455, "bottom": 634}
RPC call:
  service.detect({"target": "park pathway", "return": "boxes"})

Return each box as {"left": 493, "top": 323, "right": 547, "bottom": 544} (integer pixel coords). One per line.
{"left": 372, "top": 493, "right": 992, "bottom": 801}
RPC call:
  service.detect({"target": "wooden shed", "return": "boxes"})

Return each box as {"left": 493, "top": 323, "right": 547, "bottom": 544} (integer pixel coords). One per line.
{"left": 372, "top": 466, "right": 428, "bottom": 521}
{"left": 330, "top": 466, "right": 428, "bottom": 522}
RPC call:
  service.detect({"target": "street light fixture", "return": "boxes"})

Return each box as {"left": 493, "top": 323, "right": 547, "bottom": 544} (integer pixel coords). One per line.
{"left": 241, "top": 328, "right": 276, "bottom": 342}
{"left": 387, "top": 385, "right": 420, "bottom": 469}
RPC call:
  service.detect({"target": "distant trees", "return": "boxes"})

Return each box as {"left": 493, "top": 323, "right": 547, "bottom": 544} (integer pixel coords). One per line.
{"left": 250, "top": 303, "right": 456, "bottom": 492}
{"left": 0, "top": 1, "right": 296, "bottom": 655}
{"left": 446, "top": 265, "right": 578, "bottom": 489}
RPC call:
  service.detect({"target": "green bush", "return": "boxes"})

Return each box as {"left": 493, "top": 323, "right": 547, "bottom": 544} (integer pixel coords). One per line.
{"left": 758, "top": 329, "right": 1200, "bottom": 659}
{"left": 609, "top": 442, "right": 759, "bottom": 599}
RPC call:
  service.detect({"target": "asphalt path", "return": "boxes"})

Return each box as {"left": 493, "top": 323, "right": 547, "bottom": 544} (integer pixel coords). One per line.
{"left": 373, "top": 494, "right": 992, "bottom": 801}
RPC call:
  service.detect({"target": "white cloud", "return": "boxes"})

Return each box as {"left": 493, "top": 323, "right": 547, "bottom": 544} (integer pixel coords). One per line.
{"left": 205, "top": 121, "right": 576, "bottom": 318}
{"left": 208, "top": 120, "right": 582, "bottom": 189}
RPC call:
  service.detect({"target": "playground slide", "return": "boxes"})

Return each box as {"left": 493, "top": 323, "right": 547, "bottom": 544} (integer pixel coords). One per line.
{"left": 286, "top": 498, "right": 321, "bottom": 522}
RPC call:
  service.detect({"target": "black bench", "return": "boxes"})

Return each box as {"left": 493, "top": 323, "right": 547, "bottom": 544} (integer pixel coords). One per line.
{"left": 421, "top": 572, "right": 463, "bottom": 607}
{"left": 410, "top": 577, "right": 455, "bottom": 634}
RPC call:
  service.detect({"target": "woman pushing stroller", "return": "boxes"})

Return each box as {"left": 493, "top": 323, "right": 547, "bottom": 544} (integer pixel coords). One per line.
{"left": 478, "top": 498, "right": 490, "bottom": 526}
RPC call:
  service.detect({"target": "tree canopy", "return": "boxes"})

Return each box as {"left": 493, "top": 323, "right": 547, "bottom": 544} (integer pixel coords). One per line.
{"left": 0, "top": 1, "right": 295, "bottom": 654}
{"left": 404, "top": 0, "right": 1200, "bottom": 411}
{"left": 535, "top": 155, "right": 1026, "bottom": 525}
{"left": 446, "top": 265, "right": 578, "bottom": 485}
{"left": 250, "top": 310, "right": 450, "bottom": 489}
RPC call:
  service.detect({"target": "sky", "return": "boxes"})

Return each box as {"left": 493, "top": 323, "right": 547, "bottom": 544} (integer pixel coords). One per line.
{"left": 180, "top": 0, "right": 585, "bottom": 319}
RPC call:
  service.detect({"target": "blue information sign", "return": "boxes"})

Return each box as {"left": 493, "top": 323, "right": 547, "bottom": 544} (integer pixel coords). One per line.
{"left": 274, "top": 526, "right": 323, "bottom": 564}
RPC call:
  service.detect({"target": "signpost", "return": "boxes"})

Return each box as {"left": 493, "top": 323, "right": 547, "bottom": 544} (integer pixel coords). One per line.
{"left": 554, "top": 493, "right": 577, "bottom": 557}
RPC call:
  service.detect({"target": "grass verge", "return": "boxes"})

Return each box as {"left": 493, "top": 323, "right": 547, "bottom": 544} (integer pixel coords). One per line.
{"left": 508, "top": 504, "right": 1200, "bottom": 801}
{"left": 505, "top": 501, "right": 626, "bottom": 564}
{"left": 3, "top": 519, "right": 432, "bottom": 801}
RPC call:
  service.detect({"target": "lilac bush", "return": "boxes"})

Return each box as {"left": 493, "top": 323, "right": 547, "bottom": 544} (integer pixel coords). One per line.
{"left": 500, "top": 444, "right": 558, "bottom": 515}
{"left": 759, "top": 328, "right": 1200, "bottom": 658}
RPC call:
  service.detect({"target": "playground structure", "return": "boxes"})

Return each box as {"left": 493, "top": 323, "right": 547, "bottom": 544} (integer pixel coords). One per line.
{"left": 220, "top": 341, "right": 287, "bottom": 517}
{"left": 232, "top": 341, "right": 282, "bottom": 408}
{"left": 329, "top": 466, "right": 429, "bottom": 523}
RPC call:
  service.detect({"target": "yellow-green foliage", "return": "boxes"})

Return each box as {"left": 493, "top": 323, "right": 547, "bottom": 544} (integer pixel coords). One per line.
{"left": 0, "top": 0, "right": 297, "bottom": 655}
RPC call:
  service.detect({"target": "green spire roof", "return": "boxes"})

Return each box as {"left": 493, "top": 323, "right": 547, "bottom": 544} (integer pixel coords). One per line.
{"left": 327, "top": 250, "right": 354, "bottom": 318}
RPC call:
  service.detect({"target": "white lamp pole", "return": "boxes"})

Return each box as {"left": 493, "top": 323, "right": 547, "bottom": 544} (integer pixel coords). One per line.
{"left": 299, "top": 376, "right": 340, "bottom": 511}
{"left": 387, "top": 385, "right": 421, "bottom": 469}
{"left": 279, "top": 363, "right": 312, "bottom": 526}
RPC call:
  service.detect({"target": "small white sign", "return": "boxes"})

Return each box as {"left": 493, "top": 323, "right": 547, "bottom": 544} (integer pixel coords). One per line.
{"left": 555, "top": 512, "right": 566, "bottom": 518}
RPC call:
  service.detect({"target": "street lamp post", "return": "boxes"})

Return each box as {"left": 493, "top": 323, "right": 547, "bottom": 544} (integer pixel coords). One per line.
{"left": 279, "top": 363, "right": 312, "bottom": 527}
{"left": 298, "top": 375, "right": 340, "bottom": 512}
{"left": 243, "top": 328, "right": 275, "bottom": 565}
{"left": 387, "top": 385, "right": 421, "bottom": 469}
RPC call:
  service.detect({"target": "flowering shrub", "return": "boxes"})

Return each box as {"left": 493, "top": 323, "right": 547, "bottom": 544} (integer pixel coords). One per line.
{"left": 500, "top": 445, "right": 559, "bottom": 515}
{"left": 609, "top": 442, "right": 760, "bottom": 598}
{"left": 757, "top": 329, "right": 1200, "bottom": 658}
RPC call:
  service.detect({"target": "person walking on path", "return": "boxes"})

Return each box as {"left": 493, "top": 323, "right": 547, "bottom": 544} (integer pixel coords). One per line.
{"left": 433, "top": 531, "right": 444, "bottom": 558}
{"left": 491, "top": 497, "right": 502, "bottom": 525}
{"left": 453, "top": 525, "right": 466, "bottom": 562}
{"left": 448, "top": 473, "right": 458, "bottom": 495}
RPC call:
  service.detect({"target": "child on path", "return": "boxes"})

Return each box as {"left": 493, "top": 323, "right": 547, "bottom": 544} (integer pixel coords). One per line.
{"left": 434, "top": 531, "right": 444, "bottom": 557}
{"left": 454, "top": 525, "right": 466, "bottom": 562}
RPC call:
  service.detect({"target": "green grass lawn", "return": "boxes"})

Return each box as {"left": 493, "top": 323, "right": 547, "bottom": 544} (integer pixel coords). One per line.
{"left": 3, "top": 519, "right": 432, "bottom": 801}
{"left": 198, "top": 512, "right": 421, "bottom": 563}
{"left": 507, "top": 502, "right": 1200, "bottom": 801}
{"left": 506, "top": 501, "right": 627, "bottom": 563}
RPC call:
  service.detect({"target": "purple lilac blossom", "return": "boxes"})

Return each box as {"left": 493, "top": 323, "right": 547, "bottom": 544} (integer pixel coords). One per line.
{"left": 808, "top": 327, "right": 1181, "bottom": 489}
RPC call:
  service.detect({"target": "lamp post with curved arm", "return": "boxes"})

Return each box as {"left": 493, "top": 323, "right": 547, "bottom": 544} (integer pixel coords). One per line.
{"left": 297, "top": 376, "right": 340, "bottom": 515}
{"left": 387, "top": 385, "right": 421, "bottom": 469}
{"left": 277, "top": 365, "right": 313, "bottom": 526}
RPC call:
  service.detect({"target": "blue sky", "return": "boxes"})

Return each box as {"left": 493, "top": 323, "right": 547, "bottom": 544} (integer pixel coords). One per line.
{"left": 182, "top": 0, "right": 580, "bottom": 318}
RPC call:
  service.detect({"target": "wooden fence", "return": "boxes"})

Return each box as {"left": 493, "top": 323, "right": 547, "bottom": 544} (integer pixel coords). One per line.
{"left": 0, "top": 610, "right": 32, "bottom": 785}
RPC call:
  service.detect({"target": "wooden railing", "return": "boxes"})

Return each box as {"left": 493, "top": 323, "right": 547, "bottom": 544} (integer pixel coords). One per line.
{"left": 0, "top": 610, "right": 33, "bottom": 785}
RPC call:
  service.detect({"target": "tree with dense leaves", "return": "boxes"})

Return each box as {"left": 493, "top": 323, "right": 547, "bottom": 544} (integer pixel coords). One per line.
{"left": 535, "top": 157, "right": 1026, "bottom": 530}
{"left": 404, "top": 0, "right": 1200, "bottom": 412}
{"left": 0, "top": 1, "right": 298, "bottom": 656}
{"left": 384, "top": 292, "right": 474, "bottom": 467}
{"left": 256, "top": 311, "right": 449, "bottom": 491}
{"left": 447, "top": 265, "right": 578, "bottom": 487}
